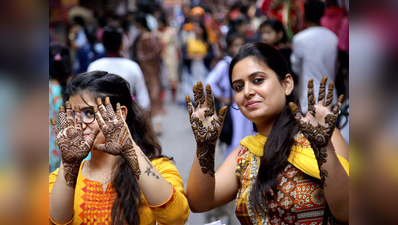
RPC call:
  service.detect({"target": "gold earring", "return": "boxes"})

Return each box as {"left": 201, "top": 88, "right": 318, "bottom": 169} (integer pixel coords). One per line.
{"left": 286, "top": 90, "right": 289, "bottom": 95}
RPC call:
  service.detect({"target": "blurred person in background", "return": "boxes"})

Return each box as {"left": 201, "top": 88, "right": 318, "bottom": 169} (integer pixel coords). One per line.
{"left": 185, "top": 42, "right": 349, "bottom": 224}
{"left": 87, "top": 25, "right": 150, "bottom": 112}
{"left": 259, "top": 19, "right": 298, "bottom": 85}
{"left": 290, "top": 0, "right": 338, "bottom": 113}
{"left": 206, "top": 33, "right": 254, "bottom": 159}
{"left": 68, "top": 16, "right": 88, "bottom": 51}
{"left": 181, "top": 20, "right": 214, "bottom": 105}
{"left": 125, "top": 10, "right": 141, "bottom": 55}
{"left": 179, "top": 3, "right": 193, "bottom": 43}
{"left": 49, "top": 71, "right": 189, "bottom": 224}
{"left": 157, "top": 12, "right": 181, "bottom": 103}
{"left": 49, "top": 42, "right": 72, "bottom": 174}
{"left": 71, "top": 16, "right": 105, "bottom": 75}
{"left": 132, "top": 12, "right": 165, "bottom": 135}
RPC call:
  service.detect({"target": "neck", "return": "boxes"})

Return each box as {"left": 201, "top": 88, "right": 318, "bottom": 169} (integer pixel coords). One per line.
{"left": 254, "top": 119, "right": 275, "bottom": 137}
{"left": 50, "top": 79, "right": 60, "bottom": 85}
{"left": 106, "top": 52, "right": 120, "bottom": 58}
{"left": 90, "top": 150, "right": 119, "bottom": 170}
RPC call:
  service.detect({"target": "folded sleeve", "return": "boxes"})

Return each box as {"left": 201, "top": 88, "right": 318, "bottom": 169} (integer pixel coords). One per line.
{"left": 147, "top": 158, "right": 189, "bottom": 225}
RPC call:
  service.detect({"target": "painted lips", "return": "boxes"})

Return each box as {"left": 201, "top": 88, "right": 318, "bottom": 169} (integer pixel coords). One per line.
{"left": 246, "top": 101, "right": 261, "bottom": 108}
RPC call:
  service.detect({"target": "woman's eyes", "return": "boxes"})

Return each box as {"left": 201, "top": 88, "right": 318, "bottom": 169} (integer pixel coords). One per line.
{"left": 253, "top": 78, "right": 264, "bottom": 83}
{"left": 85, "top": 110, "right": 95, "bottom": 117}
{"left": 81, "top": 109, "right": 94, "bottom": 117}
{"left": 234, "top": 84, "right": 243, "bottom": 91}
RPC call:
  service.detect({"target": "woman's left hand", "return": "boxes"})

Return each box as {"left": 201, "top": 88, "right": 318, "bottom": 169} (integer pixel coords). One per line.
{"left": 93, "top": 97, "right": 141, "bottom": 179}
{"left": 289, "top": 76, "right": 344, "bottom": 186}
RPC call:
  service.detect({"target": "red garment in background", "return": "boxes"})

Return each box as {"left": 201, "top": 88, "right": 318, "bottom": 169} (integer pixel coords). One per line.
{"left": 321, "top": 7, "right": 347, "bottom": 35}
{"left": 338, "top": 16, "right": 349, "bottom": 52}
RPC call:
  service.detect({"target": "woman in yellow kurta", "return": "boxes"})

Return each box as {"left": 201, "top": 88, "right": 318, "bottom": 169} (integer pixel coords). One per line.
{"left": 49, "top": 71, "right": 189, "bottom": 225}
{"left": 185, "top": 42, "right": 349, "bottom": 224}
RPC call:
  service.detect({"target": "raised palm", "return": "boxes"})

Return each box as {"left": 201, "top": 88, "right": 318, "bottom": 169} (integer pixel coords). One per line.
{"left": 289, "top": 76, "right": 344, "bottom": 186}
{"left": 50, "top": 102, "right": 99, "bottom": 188}
{"left": 93, "top": 97, "right": 140, "bottom": 180}
{"left": 186, "top": 81, "right": 227, "bottom": 176}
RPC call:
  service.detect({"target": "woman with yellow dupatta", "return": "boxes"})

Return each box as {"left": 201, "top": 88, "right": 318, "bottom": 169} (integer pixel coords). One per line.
{"left": 185, "top": 42, "right": 349, "bottom": 224}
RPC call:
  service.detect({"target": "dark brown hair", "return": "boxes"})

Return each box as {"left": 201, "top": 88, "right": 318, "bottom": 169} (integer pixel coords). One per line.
{"left": 64, "top": 71, "right": 168, "bottom": 224}
{"left": 229, "top": 42, "right": 301, "bottom": 214}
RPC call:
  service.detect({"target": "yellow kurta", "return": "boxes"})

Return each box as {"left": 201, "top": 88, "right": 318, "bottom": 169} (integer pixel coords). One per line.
{"left": 49, "top": 158, "right": 189, "bottom": 225}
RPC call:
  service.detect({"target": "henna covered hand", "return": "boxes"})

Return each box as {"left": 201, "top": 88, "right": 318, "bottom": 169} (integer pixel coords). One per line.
{"left": 50, "top": 102, "right": 99, "bottom": 188}
{"left": 289, "top": 77, "right": 344, "bottom": 187}
{"left": 93, "top": 97, "right": 141, "bottom": 180}
{"left": 186, "top": 81, "right": 228, "bottom": 176}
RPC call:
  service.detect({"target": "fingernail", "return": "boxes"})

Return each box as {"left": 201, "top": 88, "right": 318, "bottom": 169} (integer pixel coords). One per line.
{"left": 289, "top": 102, "right": 298, "bottom": 111}
{"left": 50, "top": 118, "right": 57, "bottom": 125}
{"left": 193, "top": 84, "right": 197, "bottom": 92}
{"left": 338, "top": 95, "right": 344, "bottom": 102}
{"left": 93, "top": 129, "right": 100, "bottom": 135}
{"left": 329, "top": 82, "right": 334, "bottom": 89}
{"left": 59, "top": 106, "right": 65, "bottom": 112}
{"left": 93, "top": 144, "right": 98, "bottom": 149}
{"left": 321, "top": 76, "right": 327, "bottom": 84}
{"left": 185, "top": 95, "right": 191, "bottom": 102}
{"left": 65, "top": 101, "right": 71, "bottom": 109}
{"left": 308, "top": 79, "right": 314, "bottom": 87}
{"left": 105, "top": 97, "right": 110, "bottom": 105}
{"left": 96, "top": 98, "right": 102, "bottom": 106}
{"left": 219, "top": 106, "right": 227, "bottom": 116}
{"left": 74, "top": 105, "right": 81, "bottom": 112}
{"left": 116, "top": 103, "right": 120, "bottom": 111}
{"left": 93, "top": 105, "right": 98, "bottom": 113}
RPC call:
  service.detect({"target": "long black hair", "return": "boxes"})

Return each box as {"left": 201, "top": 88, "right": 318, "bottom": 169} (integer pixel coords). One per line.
{"left": 228, "top": 42, "right": 301, "bottom": 214}
{"left": 49, "top": 42, "right": 72, "bottom": 97}
{"left": 192, "top": 20, "right": 209, "bottom": 44}
{"left": 64, "top": 71, "right": 167, "bottom": 225}
{"left": 259, "top": 19, "right": 288, "bottom": 45}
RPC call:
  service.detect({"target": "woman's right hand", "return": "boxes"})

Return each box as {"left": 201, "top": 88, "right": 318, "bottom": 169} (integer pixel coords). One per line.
{"left": 50, "top": 101, "right": 99, "bottom": 188}
{"left": 185, "top": 82, "right": 227, "bottom": 176}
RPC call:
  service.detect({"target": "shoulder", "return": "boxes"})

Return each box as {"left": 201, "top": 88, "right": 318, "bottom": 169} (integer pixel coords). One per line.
{"left": 87, "top": 58, "right": 107, "bottom": 70}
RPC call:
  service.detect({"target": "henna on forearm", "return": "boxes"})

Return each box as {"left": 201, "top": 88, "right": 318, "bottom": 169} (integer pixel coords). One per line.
{"left": 93, "top": 97, "right": 141, "bottom": 180}
{"left": 196, "top": 143, "right": 216, "bottom": 176}
{"left": 289, "top": 77, "right": 344, "bottom": 188}
{"left": 51, "top": 102, "right": 99, "bottom": 188}
{"left": 121, "top": 147, "right": 141, "bottom": 180}
{"left": 186, "top": 82, "right": 227, "bottom": 177}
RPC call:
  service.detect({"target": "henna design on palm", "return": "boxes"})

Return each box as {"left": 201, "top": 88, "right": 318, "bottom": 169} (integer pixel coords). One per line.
{"left": 93, "top": 97, "right": 141, "bottom": 180}
{"left": 289, "top": 77, "right": 344, "bottom": 187}
{"left": 50, "top": 102, "right": 99, "bottom": 188}
{"left": 186, "top": 82, "right": 227, "bottom": 176}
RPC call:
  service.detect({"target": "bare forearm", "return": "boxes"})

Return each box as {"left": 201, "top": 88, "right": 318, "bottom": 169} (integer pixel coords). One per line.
{"left": 49, "top": 164, "right": 75, "bottom": 223}
{"left": 323, "top": 143, "right": 349, "bottom": 222}
{"left": 126, "top": 145, "right": 172, "bottom": 206}
{"left": 186, "top": 154, "right": 216, "bottom": 212}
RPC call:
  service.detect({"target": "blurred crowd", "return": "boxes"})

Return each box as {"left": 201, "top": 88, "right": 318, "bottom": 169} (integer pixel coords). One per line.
{"left": 49, "top": 0, "right": 349, "bottom": 173}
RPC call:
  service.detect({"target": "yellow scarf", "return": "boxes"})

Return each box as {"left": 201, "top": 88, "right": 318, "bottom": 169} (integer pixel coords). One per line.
{"left": 240, "top": 134, "right": 349, "bottom": 179}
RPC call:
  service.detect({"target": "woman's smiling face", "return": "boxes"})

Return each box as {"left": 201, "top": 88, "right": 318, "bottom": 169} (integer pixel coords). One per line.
{"left": 231, "top": 57, "right": 292, "bottom": 125}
